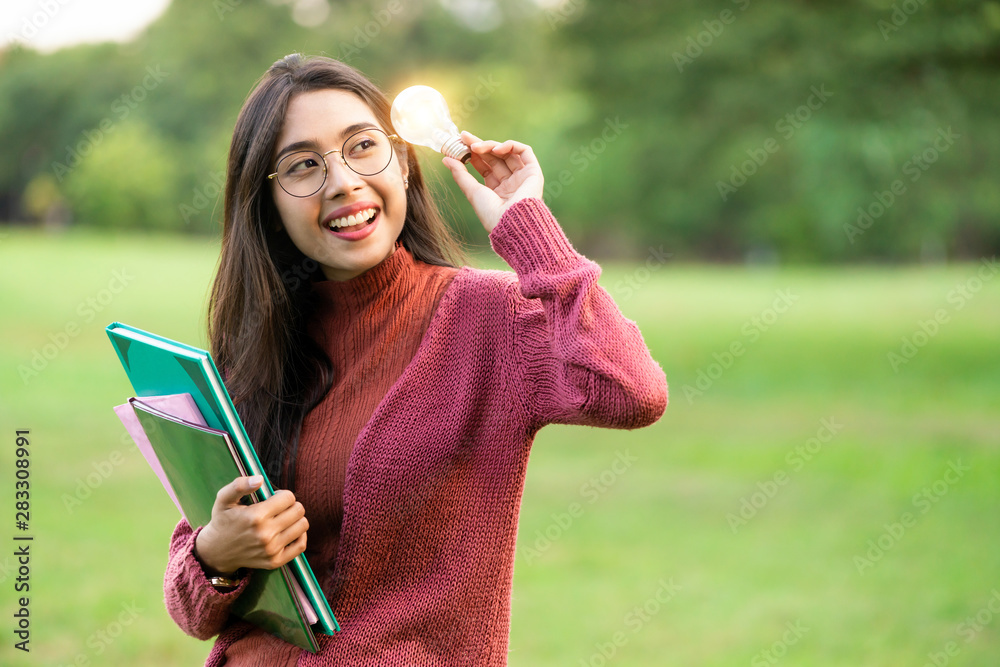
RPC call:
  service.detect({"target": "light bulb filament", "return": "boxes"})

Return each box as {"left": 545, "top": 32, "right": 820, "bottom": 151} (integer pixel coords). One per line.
{"left": 390, "top": 85, "right": 471, "bottom": 163}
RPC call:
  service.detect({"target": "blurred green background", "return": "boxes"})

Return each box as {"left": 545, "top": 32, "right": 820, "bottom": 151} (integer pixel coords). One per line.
{"left": 2, "top": 0, "right": 999, "bottom": 665}
{"left": 2, "top": 0, "right": 999, "bottom": 260}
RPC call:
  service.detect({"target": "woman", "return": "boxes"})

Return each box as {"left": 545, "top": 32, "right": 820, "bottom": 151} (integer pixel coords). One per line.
{"left": 164, "top": 53, "right": 668, "bottom": 665}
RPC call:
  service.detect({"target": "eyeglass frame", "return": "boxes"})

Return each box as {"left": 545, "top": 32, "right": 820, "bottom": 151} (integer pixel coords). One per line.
{"left": 267, "top": 127, "right": 405, "bottom": 198}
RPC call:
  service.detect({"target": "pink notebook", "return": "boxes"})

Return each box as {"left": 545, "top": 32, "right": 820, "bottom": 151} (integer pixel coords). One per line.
{"left": 114, "top": 392, "right": 318, "bottom": 625}
{"left": 113, "top": 393, "right": 200, "bottom": 517}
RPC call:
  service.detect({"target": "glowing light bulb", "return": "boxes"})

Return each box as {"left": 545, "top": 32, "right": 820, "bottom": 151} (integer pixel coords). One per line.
{"left": 390, "top": 85, "right": 472, "bottom": 164}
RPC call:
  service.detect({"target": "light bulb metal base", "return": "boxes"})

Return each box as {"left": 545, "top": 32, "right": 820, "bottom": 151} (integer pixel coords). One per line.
{"left": 441, "top": 135, "right": 472, "bottom": 164}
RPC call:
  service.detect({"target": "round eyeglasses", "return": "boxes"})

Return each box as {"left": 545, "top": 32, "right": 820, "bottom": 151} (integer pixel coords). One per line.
{"left": 267, "top": 128, "right": 403, "bottom": 198}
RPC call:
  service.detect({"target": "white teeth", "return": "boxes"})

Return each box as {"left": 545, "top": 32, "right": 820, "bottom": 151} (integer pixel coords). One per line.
{"left": 329, "top": 208, "right": 376, "bottom": 229}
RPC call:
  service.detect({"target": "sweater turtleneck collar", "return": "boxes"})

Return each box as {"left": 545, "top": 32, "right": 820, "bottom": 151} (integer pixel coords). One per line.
{"left": 309, "top": 240, "right": 413, "bottom": 312}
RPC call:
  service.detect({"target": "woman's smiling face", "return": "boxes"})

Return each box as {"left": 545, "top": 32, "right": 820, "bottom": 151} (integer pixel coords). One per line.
{"left": 271, "top": 88, "right": 409, "bottom": 282}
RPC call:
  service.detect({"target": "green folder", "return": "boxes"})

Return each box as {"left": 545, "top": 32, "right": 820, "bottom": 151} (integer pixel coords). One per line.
{"left": 106, "top": 322, "right": 339, "bottom": 651}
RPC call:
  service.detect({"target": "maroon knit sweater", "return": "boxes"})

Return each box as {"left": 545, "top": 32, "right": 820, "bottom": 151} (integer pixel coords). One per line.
{"left": 223, "top": 233, "right": 460, "bottom": 665}
{"left": 163, "top": 198, "right": 669, "bottom": 665}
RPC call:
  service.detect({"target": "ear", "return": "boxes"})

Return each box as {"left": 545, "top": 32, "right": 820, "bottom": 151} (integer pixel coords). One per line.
{"left": 400, "top": 152, "right": 410, "bottom": 189}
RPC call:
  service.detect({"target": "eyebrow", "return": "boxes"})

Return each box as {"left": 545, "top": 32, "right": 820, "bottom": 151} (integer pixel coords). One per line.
{"left": 274, "top": 122, "right": 381, "bottom": 162}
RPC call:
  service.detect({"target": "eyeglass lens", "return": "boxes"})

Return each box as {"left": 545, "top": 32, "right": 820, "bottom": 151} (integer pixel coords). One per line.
{"left": 275, "top": 129, "right": 393, "bottom": 197}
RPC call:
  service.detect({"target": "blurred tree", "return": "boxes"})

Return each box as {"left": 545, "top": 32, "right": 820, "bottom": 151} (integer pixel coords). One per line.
{"left": 1, "top": 0, "right": 998, "bottom": 261}
{"left": 21, "top": 172, "right": 66, "bottom": 226}
{"left": 553, "top": 0, "right": 1000, "bottom": 262}
{"left": 62, "top": 119, "right": 183, "bottom": 231}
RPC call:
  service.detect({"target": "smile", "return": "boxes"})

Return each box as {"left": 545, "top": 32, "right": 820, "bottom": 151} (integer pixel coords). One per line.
{"left": 324, "top": 206, "right": 380, "bottom": 241}
{"left": 328, "top": 207, "right": 378, "bottom": 230}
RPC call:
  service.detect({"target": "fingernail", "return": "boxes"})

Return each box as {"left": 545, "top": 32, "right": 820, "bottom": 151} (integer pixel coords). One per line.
{"left": 248, "top": 475, "right": 262, "bottom": 487}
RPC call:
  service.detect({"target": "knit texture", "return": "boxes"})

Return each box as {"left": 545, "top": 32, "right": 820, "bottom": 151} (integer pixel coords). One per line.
{"left": 223, "top": 241, "right": 459, "bottom": 665}
{"left": 163, "top": 197, "right": 669, "bottom": 665}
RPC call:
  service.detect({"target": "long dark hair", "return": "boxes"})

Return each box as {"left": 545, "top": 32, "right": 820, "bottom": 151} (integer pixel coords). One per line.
{"left": 207, "top": 54, "right": 470, "bottom": 491}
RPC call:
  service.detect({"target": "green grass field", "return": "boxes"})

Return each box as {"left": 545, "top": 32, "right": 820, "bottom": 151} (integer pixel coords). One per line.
{"left": 2, "top": 226, "right": 998, "bottom": 666}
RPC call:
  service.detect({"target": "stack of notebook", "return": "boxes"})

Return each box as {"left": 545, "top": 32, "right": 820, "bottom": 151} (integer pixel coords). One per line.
{"left": 106, "top": 321, "right": 339, "bottom": 652}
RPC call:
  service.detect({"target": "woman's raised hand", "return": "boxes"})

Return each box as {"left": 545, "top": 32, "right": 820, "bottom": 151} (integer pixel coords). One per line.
{"left": 193, "top": 475, "right": 309, "bottom": 577}
{"left": 443, "top": 131, "right": 544, "bottom": 234}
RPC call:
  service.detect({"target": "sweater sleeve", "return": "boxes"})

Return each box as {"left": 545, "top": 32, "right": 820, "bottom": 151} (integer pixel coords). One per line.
{"left": 163, "top": 517, "right": 252, "bottom": 641}
{"left": 488, "top": 197, "right": 668, "bottom": 432}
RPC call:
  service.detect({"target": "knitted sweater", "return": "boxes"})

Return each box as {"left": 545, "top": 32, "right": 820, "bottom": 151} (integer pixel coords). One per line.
{"left": 163, "top": 197, "right": 669, "bottom": 665}
{"left": 223, "top": 238, "right": 461, "bottom": 665}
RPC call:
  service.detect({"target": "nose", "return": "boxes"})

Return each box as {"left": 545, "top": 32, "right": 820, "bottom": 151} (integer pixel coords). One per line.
{"left": 323, "top": 151, "right": 364, "bottom": 199}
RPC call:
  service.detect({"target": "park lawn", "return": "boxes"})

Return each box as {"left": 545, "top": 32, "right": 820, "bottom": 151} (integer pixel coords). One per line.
{"left": 1, "top": 226, "right": 998, "bottom": 666}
